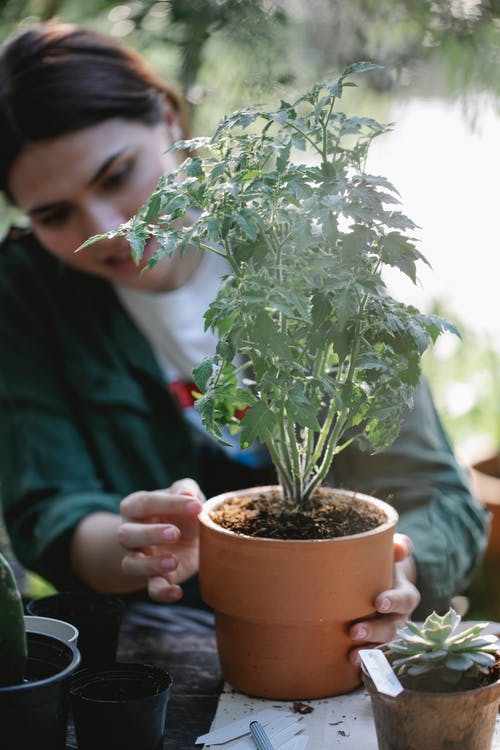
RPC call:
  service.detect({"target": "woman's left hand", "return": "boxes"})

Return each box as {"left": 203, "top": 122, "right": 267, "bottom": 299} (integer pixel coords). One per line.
{"left": 119, "top": 478, "right": 205, "bottom": 603}
{"left": 348, "top": 533, "right": 420, "bottom": 665}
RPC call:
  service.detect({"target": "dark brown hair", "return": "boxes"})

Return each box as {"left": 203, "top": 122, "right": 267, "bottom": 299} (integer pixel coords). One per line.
{"left": 0, "top": 21, "right": 189, "bottom": 197}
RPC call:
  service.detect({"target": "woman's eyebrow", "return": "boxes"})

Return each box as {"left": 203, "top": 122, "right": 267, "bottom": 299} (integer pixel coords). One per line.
{"left": 28, "top": 149, "right": 127, "bottom": 216}
{"left": 88, "top": 148, "right": 127, "bottom": 187}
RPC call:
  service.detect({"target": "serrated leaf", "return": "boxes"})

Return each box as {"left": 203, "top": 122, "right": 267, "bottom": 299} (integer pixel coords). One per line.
{"left": 193, "top": 358, "right": 215, "bottom": 392}
{"left": 240, "top": 402, "right": 275, "bottom": 448}
{"left": 235, "top": 212, "right": 258, "bottom": 241}
{"left": 286, "top": 390, "right": 321, "bottom": 431}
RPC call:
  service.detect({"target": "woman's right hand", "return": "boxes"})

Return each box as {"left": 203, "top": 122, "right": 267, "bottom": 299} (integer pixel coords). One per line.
{"left": 118, "top": 478, "right": 204, "bottom": 603}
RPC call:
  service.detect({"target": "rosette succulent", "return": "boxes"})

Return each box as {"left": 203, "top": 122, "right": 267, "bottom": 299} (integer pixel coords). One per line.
{"left": 387, "top": 607, "right": 499, "bottom": 686}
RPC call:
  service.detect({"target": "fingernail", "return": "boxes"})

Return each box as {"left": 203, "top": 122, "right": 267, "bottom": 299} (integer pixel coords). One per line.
{"left": 351, "top": 625, "right": 367, "bottom": 641}
{"left": 378, "top": 597, "right": 391, "bottom": 612}
{"left": 186, "top": 500, "right": 202, "bottom": 513}
{"left": 160, "top": 557, "right": 176, "bottom": 570}
{"left": 168, "top": 586, "right": 182, "bottom": 602}
{"left": 349, "top": 650, "right": 361, "bottom": 666}
{"left": 162, "top": 527, "right": 178, "bottom": 541}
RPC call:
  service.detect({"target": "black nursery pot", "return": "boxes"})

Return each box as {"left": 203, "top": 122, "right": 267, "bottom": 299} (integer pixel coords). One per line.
{"left": 70, "top": 662, "right": 173, "bottom": 750}
{"left": 26, "top": 591, "right": 125, "bottom": 667}
{"left": 0, "top": 631, "right": 81, "bottom": 750}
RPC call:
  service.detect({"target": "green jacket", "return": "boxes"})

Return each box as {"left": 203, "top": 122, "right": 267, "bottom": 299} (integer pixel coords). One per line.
{"left": 0, "top": 231, "right": 489, "bottom": 616}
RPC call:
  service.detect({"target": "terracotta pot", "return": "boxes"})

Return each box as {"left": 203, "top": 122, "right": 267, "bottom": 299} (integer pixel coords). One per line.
{"left": 472, "top": 452, "right": 500, "bottom": 560}
{"left": 362, "top": 659, "right": 500, "bottom": 750}
{"left": 198, "top": 485, "right": 398, "bottom": 700}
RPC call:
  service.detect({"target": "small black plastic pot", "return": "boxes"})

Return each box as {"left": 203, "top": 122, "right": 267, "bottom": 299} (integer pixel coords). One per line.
{"left": 0, "top": 630, "right": 81, "bottom": 750}
{"left": 26, "top": 591, "right": 125, "bottom": 667}
{"left": 70, "top": 661, "right": 173, "bottom": 750}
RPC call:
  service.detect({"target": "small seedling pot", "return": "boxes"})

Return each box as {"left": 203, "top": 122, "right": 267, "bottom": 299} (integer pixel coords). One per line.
{"left": 70, "top": 661, "right": 173, "bottom": 750}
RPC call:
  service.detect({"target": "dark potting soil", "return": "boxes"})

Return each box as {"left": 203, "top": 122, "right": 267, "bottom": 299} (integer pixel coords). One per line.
{"left": 209, "top": 487, "right": 387, "bottom": 540}
{"left": 399, "top": 654, "right": 500, "bottom": 694}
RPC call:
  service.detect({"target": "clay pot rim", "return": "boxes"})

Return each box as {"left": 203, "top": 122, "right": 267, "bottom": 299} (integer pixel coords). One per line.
{"left": 199, "top": 485, "right": 398, "bottom": 542}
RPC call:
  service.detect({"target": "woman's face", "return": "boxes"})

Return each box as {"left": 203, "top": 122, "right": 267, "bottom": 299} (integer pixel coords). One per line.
{"left": 8, "top": 117, "right": 190, "bottom": 291}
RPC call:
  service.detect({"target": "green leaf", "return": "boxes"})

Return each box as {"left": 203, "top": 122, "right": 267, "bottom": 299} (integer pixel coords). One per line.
{"left": 142, "top": 191, "right": 162, "bottom": 223}
{"left": 469, "top": 652, "right": 496, "bottom": 667}
{"left": 407, "top": 662, "right": 435, "bottom": 676}
{"left": 193, "top": 357, "right": 215, "bottom": 392}
{"left": 379, "top": 232, "right": 421, "bottom": 283}
{"left": 398, "top": 621, "right": 427, "bottom": 639}
{"left": 286, "top": 387, "right": 321, "bottom": 431}
{"left": 445, "top": 654, "right": 474, "bottom": 671}
{"left": 76, "top": 232, "right": 114, "bottom": 252}
{"left": 240, "top": 402, "right": 275, "bottom": 448}
{"left": 342, "top": 61, "right": 382, "bottom": 77}
{"left": 235, "top": 212, "right": 258, "bottom": 241}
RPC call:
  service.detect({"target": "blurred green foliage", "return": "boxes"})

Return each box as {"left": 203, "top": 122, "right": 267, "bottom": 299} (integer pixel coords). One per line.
{"left": 423, "top": 304, "right": 500, "bottom": 461}
{"left": 1, "top": 1, "right": 499, "bottom": 121}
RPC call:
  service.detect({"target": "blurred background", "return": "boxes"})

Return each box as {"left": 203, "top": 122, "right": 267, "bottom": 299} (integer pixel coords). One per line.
{"left": 1, "top": 0, "right": 499, "bottom": 615}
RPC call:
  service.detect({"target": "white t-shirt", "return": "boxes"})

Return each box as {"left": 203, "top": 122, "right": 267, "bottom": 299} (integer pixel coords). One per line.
{"left": 114, "top": 250, "right": 268, "bottom": 468}
{"left": 114, "top": 250, "right": 227, "bottom": 382}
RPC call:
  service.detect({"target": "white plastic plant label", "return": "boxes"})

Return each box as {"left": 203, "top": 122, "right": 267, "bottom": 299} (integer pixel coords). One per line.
{"left": 359, "top": 648, "right": 404, "bottom": 697}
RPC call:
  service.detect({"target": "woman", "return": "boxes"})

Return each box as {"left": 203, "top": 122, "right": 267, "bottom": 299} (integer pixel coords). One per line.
{"left": 0, "top": 21, "right": 488, "bottom": 663}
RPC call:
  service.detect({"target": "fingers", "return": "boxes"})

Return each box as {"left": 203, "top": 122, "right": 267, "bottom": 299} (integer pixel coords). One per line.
{"left": 374, "top": 566, "right": 420, "bottom": 619}
{"left": 170, "top": 478, "right": 206, "bottom": 502}
{"left": 120, "top": 489, "right": 202, "bottom": 523}
{"left": 118, "top": 480, "right": 204, "bottom": 603}
{"left": 148, "top": 576, "right": 183, "bottom": 604}
{"left": 117, "top": 521, "right": 180, "bottom": 553}
{"left": 121, "top": 549, "right": 177, "bottom": 576}
{"left": 393, "top": 532, "right": 413, "bottom": 563}
{"left": 348, "top": 538, "right": 421, "bottom": 666}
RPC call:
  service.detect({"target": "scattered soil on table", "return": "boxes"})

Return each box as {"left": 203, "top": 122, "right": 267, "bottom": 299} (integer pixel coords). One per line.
{"left": 208, "top": 487, "right": 387, "bottom": 540}
{"left": 293, "top": 701, "right": 314, "bottom": 714}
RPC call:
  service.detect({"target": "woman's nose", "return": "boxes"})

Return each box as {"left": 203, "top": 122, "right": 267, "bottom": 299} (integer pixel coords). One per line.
{"left": 82, "top": 200, "right": 127, "bottom": 240}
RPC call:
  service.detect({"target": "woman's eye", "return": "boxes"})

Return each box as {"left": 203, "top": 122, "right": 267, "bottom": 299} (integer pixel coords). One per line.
{"left": 102, "top": 163, "right": 132, "bottom": 190}
{"left": 38, "top": 206, "right": 71, "bottom": 226}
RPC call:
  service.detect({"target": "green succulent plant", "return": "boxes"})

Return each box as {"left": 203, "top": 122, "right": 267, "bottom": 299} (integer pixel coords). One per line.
{"left": 387, "top": 608, "right": 499, "bottom": 686}
{"left": 0, "top": 550, "right": 27, "bottom": 686}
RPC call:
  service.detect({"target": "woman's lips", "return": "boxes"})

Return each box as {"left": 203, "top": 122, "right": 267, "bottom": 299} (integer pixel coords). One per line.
{"left": 104, "top": 252, "right": 132, "bottom": 266}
